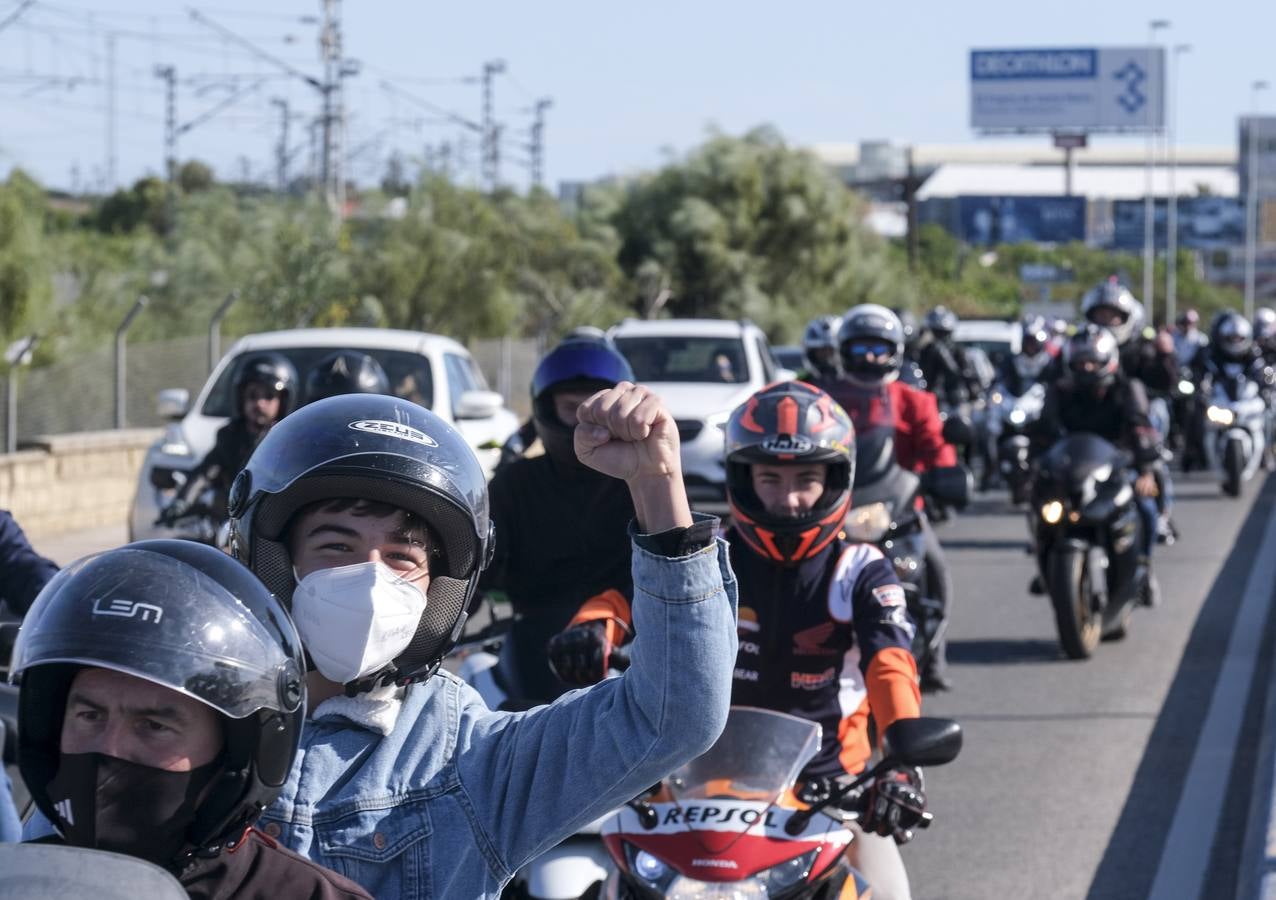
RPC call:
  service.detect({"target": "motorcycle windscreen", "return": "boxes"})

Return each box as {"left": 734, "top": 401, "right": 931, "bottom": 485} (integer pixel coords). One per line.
{"left": 1042, "top": 433, "right": 1126, "bottom": 494}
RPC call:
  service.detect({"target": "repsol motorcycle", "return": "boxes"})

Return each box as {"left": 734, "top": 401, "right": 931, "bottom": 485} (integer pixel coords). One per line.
{"left": 1030, "top": 434, "right": 1147, "bottom": 660}
{"left": 1198, "top": 363, "right": 1268, "bottom": 497}
{"left": 845, "top": 423, "right": 969, "bottom": 678}
{"left": 985, "top": 382, "right": 1046, "bottom": 504}
{"left": 600, "top": 707, "right": 962, "bottom": 899}
{"left": 453, "top": 607, "right": 628, "bottom": 900}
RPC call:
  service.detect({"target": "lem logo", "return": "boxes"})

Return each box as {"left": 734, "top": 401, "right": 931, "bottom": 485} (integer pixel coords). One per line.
{"left": 91, "top": 597, "right": 164, "bottom": 624}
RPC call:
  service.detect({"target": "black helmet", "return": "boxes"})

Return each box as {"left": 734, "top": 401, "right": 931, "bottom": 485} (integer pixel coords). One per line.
{"left": 801, "top": 315, "right": 842, "bottom": 377}
{"left": 303, "top": 351, "right": 390, "bottom": 405}
{"left": 725, "top": 381, "right": 855, "bottom": 566}
{"left": 1211, "top": 311, "right": 1254, "bottom": 361}
{"left": 1177, "top": 308, "right": 1201, "bottom": 329}
{"left": 1065, "top": 324, "right": 1120, "bottom": 390}
{"left": 531, "top": 339, "right": 635, "bottom": 465}
{"left": 233, "top": 352, "right": 298, "bottom": 419}
{"left": 1022, "top": 315, "right": 1050, "bottom": 357}
{"left": 838, "top": 304, "right": 905, "bottom": 386}
{"left": 892, "top": 308, "right": 920, "bottom": 350}
{"left": 1081, "top": 278, "right": 1142, "bottom": 345}
{"left": 925, "top": 306, "right": 959, "bottom": 340}
{"left": 227, "top": 393, "right": 491, "bottom": 687}
{"left": 563, "top": 325, "right": 611, "bottom": 345}
{"left": 9, "top": 540, "right": 304, "bottom": 866}
{"left": 1254, "top": 307, "right": 1276, "bottom": 351}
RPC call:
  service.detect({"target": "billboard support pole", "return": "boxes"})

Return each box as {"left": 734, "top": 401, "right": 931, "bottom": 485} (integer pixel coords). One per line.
{"left": 1245, "top": 83, "right": 1270, "bottom": 319}
{"left": 1145, "top": 21, "right": 1170, "bottom": 319}
{"left": 1166, "top": 44, "right": 1190, "bottom": 327}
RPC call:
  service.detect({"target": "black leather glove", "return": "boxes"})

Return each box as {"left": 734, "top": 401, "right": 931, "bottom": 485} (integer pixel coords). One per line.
{"left": 546, "top": 621, "right": 612, "bottom": 687}
{"left": 859, "top": 766, "right": 929, "bottom": 845}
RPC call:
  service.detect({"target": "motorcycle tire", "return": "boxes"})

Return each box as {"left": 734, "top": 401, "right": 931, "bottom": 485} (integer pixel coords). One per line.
{"left": 1046, "top": 550, "right": 1100, "bottom": 660}
{"left": 1223, "top": 439, "right": 1244, "bottom": 498}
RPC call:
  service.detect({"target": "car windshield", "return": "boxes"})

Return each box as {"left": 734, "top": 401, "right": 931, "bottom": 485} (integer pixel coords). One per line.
{"left": 201, "top": 347, "right": 435, "bottom": 416}
{"left": 613, "top": 336, "right": 748, "bottom": 384}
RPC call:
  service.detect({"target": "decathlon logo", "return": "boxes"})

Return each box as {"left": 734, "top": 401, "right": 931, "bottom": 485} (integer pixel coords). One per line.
{"left": 349, "top": 420, "right": 439, "bottom": 448}
{"left": 1112, "top": 60, "right": 1147, "bottom": 114}
{"left": 54, "top": 799, "right": 75, "bottom": 825}
{"left": 92, "top": 597, "right": 164, "bottom": 624}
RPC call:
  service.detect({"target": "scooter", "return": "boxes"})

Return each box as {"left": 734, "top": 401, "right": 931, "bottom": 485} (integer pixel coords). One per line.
{"left": 1199, "top": 367, "right": 1267, "bottom": 497}
{"left": 986, "top": 382, "right": 1046, "bottom": 504}
{"left": 452, "top": 610, "right": 626, "bottom": 900}
{"left": 0, "top": 844, "right": 189, "bottom": 900}
{"left": 1030, "top": 434, "right": 1147, "bottom": 660}
{"left": 599, "top": 707, "right": 962, "bottom": 899}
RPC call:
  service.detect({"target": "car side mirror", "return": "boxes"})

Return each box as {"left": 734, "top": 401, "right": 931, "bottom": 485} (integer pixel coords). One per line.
{"left": 881, "top": 717, "right": 963, "bottom": 768}
{"left": 156, "top": 388, "right": 190, "bottom": 421}
{"left": 454, "top": 389, "right": 504, "bottom": 420}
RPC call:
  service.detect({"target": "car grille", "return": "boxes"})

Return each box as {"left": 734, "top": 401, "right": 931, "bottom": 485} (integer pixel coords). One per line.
{"left": 676, "top": 420, "right": 704, "bottom": 442}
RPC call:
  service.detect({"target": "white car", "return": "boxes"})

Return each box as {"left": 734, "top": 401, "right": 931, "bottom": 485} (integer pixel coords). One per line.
{"left": 954, "top": 319, "right": 1020, "bottom": 372}
{"left": 608, "top": 318, "right": 791, "bottom": 513}
{"left": 130, "top": 328, "right": 519, "bottom": 541}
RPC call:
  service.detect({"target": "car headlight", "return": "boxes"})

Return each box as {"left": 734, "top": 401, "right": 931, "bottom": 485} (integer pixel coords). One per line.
{"left": 1041, "top": 500, "right": 1064, "bottom": 525}
{"left": 1207, "top": 405, "right": 1235, "bottom": 426}
{"left": 1008, "top": 408, "right": 1027, "bottom": 426}
{"left": 845, "top": 502, "right": 892, "bottom": 543}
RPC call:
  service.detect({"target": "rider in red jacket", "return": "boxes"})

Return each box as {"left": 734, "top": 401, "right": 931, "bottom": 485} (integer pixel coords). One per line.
{"left": 810, "top": 304, "right": 958, "bottom": 692}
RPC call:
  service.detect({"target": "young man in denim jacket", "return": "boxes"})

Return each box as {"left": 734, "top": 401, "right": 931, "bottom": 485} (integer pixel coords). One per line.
{"left": 25, "top": 383, "right": 736, "bottom": 900}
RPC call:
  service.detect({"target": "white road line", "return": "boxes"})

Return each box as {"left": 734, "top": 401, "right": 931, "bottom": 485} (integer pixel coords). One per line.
{"left": 1148, "top": 498, "right": 1276, "bottom": 900}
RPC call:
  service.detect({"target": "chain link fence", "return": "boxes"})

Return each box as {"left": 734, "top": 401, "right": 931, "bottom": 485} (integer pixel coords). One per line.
{"left": 0, "top": 334, "right": 542, "bottom": 451}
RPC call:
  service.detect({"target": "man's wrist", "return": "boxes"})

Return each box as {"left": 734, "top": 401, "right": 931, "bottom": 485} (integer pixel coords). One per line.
{"left": 627, "top": 471, "right": 693, "bottom": 533}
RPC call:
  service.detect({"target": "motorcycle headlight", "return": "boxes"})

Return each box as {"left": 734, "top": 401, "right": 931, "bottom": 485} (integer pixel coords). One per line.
{"left": 1207, "top": 405, "right": 1235, "bottom": 426}
{"left": 664, "top": 876, "right": 768, "bottom": 899}
{"left": 1178, "top": 379, "right": 1196, "bottom": 396}
{"left": 757, "top": 849, "right": 820, "bottom": 894}
{"left": 1008, "top": 408, "right": 1027, "bottom": 426}
{"left": 991, "top": 390, "right": 1004, "bottom": 405}
{"left": 1041, "top": 500, "right": 1065, "bottom": 525}
{"left": 845, "top": 502, "right": 892, "bottom": 542}
{"left": 625, "top": 844, "right": 676, "bottom": 892}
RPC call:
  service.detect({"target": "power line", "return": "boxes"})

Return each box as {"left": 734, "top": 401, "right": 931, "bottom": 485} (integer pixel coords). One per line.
{"left": 0, "top": 0, "right": 37, "bottom": 35}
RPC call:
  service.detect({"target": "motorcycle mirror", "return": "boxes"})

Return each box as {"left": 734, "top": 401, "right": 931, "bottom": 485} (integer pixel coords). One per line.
{"left": 922, "top": 465, "right": 973, "bottom": 510}
{"left": 941, "top": 415, "right": 975, "bottom": 447}
{"left": 880, "top": 717, "right": 963, "bottom": 768}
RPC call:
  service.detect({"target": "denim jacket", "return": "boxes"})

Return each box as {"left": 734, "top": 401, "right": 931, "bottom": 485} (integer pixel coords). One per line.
{"left": 24, "top": 532, "right": 736, "bottom": 898}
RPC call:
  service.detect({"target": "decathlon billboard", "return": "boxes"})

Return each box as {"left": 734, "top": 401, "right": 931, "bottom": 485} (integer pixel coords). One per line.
{"left": 970, "top": 47, "right": 1164, "bottom": 132}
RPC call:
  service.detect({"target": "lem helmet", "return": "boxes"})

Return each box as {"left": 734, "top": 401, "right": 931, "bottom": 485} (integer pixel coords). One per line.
{"left": 530, "top": 339, "right": 635, "bottom": 465}
{"left": 1211, "top": 311, "right": 1254, "bottom": 362}
{"left": 838, "top": 304, "right": 906, "bottom": 386}
{"left": 1065, "top": 324, "right": 1121, "bottom": 391}
{"left": 233, "top": 352, "right": 298, "bottom": 419}
{"left": 303, "top": 350, "right": 390, "bottom": 405}
{"left": 1082, "top": 278, "right": 1142, "bottom": 345}
{"left": 725, "top": 381, "right": 855, "bottom": 565}
{"left": 227, "top": 393, "right": 492, "bottom": 688}
{"left": 10, "top": 540, "right": 305, "bottom": 866}
{"left": 801, "top": 315, "right": 843, "bottom": 378}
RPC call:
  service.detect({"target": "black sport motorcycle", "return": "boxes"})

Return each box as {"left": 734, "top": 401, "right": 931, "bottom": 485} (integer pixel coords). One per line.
{"left": 1030, "top": 434, "right": 1146, "bottom": 660}
{"left": 846, "top": 426, "right": 968, "bottom": 676}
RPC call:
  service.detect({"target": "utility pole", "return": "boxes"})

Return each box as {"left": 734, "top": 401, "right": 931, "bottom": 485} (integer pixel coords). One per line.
{"left": 105, "top": 32, "right": 117, "bottom": 191}
{"left": 318, "top": 0, "right": 347, "bottom": 210}
{"left": 271, "top": 97, "right": 291, "bottom": 193}
{"left": 154, "top": 65, "right": 177, "bottom": 183}
{"left": 481, "top": 59, "right": 505, "bottom": 191}
{"left": 530, "top": 97, "right": 552, "bottom": 188}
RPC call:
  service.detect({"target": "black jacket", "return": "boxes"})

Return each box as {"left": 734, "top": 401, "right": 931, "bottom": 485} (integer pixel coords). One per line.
{"left": 183, "top": 419, "right": 269, "bottom": 520}
{"left": 918, "top": 339, "right": 981, "bottom": 406}
{"left": 1030, "top": 374, "right": 1162, "bottom": 474}
{"left": 0, "top": 509, "right": 58, "bottom": 617}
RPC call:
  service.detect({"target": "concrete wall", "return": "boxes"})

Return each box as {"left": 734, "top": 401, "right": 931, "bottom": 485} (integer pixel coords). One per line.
{"left": 0, "top": 430, "right": 160, "bottom": 538}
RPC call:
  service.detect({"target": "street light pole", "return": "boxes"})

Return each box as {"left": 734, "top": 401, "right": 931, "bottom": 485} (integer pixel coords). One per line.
{"left": 1166, "top": 44, "right": 1191, "bottom": 327}
{"left": 1246, "top": 80, "right": 1270, "bottom": 320}
{"left": 1144, "top": 19, "right": 1170, "bottom": 317}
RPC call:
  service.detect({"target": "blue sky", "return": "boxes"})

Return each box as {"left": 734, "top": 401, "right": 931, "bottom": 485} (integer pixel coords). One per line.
{"left": 2, "top": 0, "right": 1274, "bottom": 193}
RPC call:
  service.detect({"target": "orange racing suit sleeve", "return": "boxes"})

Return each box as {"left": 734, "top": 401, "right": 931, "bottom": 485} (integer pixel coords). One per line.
{"left": 567, "top": 589, "right": 633, "bottom": 646}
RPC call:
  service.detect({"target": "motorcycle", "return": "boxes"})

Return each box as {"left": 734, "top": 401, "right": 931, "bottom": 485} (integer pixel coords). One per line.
{"left": 986, "top": 382, "right": 1046, "bottom": 505}
{"left": 599, "top": 707, "right": 962, "bottom": 899}
{"left": 0, "top": 844, "right": 189, "bottom": 900}
{"left": 1198, "top": 366, "right": 1268, "bottom": 497}
{"left": 153, "top": 486, "right": 228, "bottom": 548}
{"left": 453, "top": 609, "right": 628, "bottom": 900}
{"left": 1030, "top": 434, "right": 1147, "bottom": 660}
{"left": 845, "top": 424, "right": 968, "bottom": 679}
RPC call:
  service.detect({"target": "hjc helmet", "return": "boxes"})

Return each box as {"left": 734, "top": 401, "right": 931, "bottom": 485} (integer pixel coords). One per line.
{"left": 1254, "top": 307, "right": 1276, "bottom": 352}
{"left": 9, "top": 540, "right": 305, "bottom": 867}
{"left": 925, "top": 306, "right": 959, "bottom": 340}
{"left": 233, "top": 352, "right": 298, "bottom": 419}
{"left": 1065, "top": 324, "right": 1121, "bottom": 391}
{"left": 725, "top": 381, "right": 855, "bottom": 565}
{"left": 1082, "top": 277, "right": 1142, "bottom": 345}
{"left": 1211, "top": 311, "right": 1254, "bottom": 362}
{"left": 303, "top": 351, "right": 390, "bottom": 405}
{"left": 530, "top": 339, "right": 635, "bottom": 465}
{"left": 227, "top": 393, "right": 493, "bottom": 688}
{"left": 838, "top": 304, "right": 906, "bottom": 386}
{"left": 801, "top": 314, "right": 843, "bottom": 378}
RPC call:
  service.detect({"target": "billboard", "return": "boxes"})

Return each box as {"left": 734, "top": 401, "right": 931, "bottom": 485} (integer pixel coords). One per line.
{"left": 1239, "top": 116, "right": 1276, "bottom": 200}
{"left": 957, "top": 196, "right": 1087, "bottom": 245}
{"left": 970, "top": 47, "right": 1165, "bottom": 132}
{"left": 1111, "top": 197, "right": 1246, "bottom": 250}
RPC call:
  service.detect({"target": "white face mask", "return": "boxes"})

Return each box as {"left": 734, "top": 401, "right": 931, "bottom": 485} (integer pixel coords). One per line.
{"left": 291, "top": 561, "right": 428, "bottom": 685}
